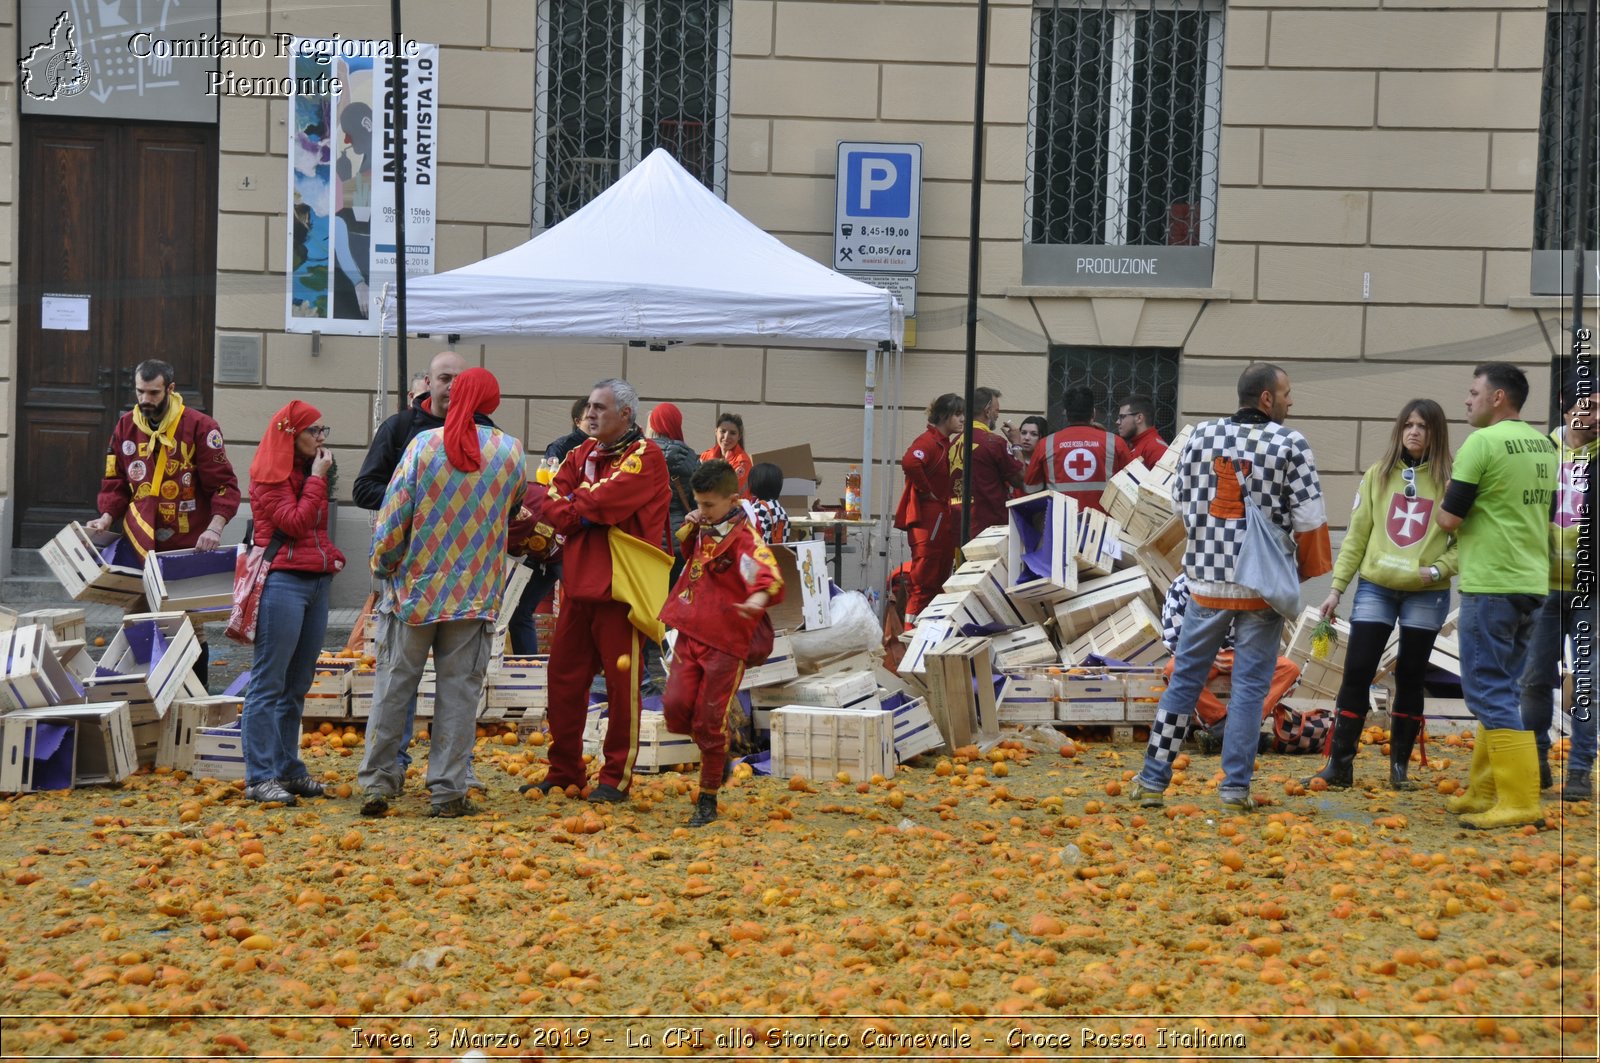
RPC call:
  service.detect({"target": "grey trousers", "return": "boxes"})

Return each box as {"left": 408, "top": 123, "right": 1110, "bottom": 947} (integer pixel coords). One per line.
{"left": 358, "top": 613, "right": 493, "bottom": 805}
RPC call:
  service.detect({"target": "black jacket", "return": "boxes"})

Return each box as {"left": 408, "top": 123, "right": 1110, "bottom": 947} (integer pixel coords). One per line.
{"left": 352, "top": 396, "right": 497, "bottom": 511}
{"left": 544, "top": 428, "right": 589, "bottom": 464}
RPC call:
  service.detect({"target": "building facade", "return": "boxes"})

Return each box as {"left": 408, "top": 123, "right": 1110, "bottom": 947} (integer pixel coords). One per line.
{"left": 0, "top": 0, "right": 1591, "bottom": 604}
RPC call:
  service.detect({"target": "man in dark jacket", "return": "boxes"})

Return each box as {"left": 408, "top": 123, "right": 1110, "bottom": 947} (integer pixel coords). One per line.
{"left": 506, "top": 397, "right": 591, "bottom": 655}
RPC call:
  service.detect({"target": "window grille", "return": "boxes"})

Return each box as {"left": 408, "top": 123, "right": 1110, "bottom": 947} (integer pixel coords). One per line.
{"left": 1026, "top": 0, "right": 1224, "bottom": 251}
{"left": 1534, "top": 0, "right": 1599, "bottom": 254}
{"left": 534, "top": 0, "right": 731, "bottom": 229}
{"left": 1046, "top": 346, "right": 1181, "bottom": 443}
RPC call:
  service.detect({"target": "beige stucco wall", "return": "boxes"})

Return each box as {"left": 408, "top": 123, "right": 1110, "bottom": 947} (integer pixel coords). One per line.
{"left": 2, "top": 0, "right": 1591, "bottom": 595}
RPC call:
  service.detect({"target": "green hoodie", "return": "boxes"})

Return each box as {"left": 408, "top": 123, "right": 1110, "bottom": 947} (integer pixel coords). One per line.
{"left": 1331, "top": 459, "right": 1458, "bottom": 594}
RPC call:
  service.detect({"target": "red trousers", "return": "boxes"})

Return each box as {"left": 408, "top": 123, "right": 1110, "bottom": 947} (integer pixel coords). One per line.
{"left": 906, "top": 522, "right": 955, "bottom": 617}
{"left": 546, "top": 598, "right": 643, "bottom": 790}
{"left": 662, "top": 634, "right": 745, "bottom": 793}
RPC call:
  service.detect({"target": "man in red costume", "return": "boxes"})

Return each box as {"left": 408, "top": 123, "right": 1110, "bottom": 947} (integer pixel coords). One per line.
{"left": 89, "top": 359, "right": 240, "bottom": 688}
{"left": 949, "top": 386, "right": 1023, "bottom": 539}
{"left": 536, "top": 378, "right": 672, "bottom": 803}
{"left": 660, "top": 459, "right": 785, "bottom": 827}
{"left": 895, "top": 392, "right": 964, "bottom": 620}
{"left": 1116, "top": 393, "right": 1169, "bottom": 468}
{"left": 1026, "top": 384, "right": 1133, "bottom": 513}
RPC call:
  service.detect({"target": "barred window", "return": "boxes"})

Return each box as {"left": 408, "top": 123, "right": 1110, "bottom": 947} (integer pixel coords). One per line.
{"left": 1024, "top": 0, "right": 1224, "bottom": 287}
{"left": 534, "top": 0, "right": 731, "bottom": 229}
{"left": 1534, "top": 0, "right": 1599, "bottom": 256}
{"left": 1047, "top": 346, "right": 1180, "bottom": 444}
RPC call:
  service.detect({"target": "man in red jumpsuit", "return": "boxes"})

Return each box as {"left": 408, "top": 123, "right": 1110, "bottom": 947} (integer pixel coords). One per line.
{"left": 538, "top": 378, "right": 672, "bottom": 803}
{"left": 1116, "top": 393, "right": 1169, "bottom": 468}
{"left": 88, "top": 359, "right": 240, "bottom": 687}
{"left": 1026, "top": 384, "right": 1133, "bottom": 512}
{"left": 895, "top": 392, "right": 964, "bottom": 619}
{"left": 949, "top": 386, "right": 1023, "bottom": 540}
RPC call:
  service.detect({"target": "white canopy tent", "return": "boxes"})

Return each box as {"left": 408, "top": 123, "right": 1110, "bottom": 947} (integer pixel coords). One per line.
{"left": 381, "top": 147, "right": 906, "bottom": 528}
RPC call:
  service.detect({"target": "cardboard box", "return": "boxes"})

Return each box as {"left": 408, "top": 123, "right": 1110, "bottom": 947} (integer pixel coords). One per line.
{"left": 40, "top": 523, "right": 145, "bottom": 606}
{"left": 7, "top": 701, "right": 137, "bottom": 785}
{"left": 0, "top": 624, "right": 87, "bottom": 711}
{"left": 923, "top": 637, "right": 1000, "bottom": 749}
{"left": 989, "top": 625, "right": 1058, "bottom": 669}
{"left": 770, "top": 540, "right": 832, "bottom": 632}
{"left": 159, "top": 697, "right": 243, "bottom": 771}
{"left": 770, "top": 706, "right": 896, "bottom": 781}
{"left": 0, "top": 717, "right": 75, "bottom": 792}
{"left": 750, "top": 443, "right": 818, "bottom": 515}
{"left": 996, "top": 675, "right": 1058, "bottom": 725}
{"left": 143, "top": 547, "right": 240, "bottom": 614}
{"left": 19, "top": 608, "right": 87, "bottom": 646}
{"left": 1063, "top": 599, "right": 1168, "bottom": 668}
{"left": 83, "top": 613, "right": 201, "bottom": 719}
{"left": 1052, "top": 569, "right": 1160, "bottom": 643}
{"left": 1005, "top": 491, "right": 1080, "bottom": 615}
{"left": 883, "top": 691, "right": 944, "bottom": 761}
{"left": 943, "top": 558, "right": 1025, "bottom": 629}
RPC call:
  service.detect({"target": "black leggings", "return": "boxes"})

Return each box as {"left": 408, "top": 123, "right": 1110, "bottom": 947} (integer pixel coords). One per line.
{"left": 1335, "top": 621, "right": 1440, "bottom": 721}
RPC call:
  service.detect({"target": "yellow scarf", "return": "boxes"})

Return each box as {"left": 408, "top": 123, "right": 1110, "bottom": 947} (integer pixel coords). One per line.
{"left": 949, "top": 419, "right": 991, "bottom": 479}
{"left": 131, "top": 392, "right": 185, "bottom": 502}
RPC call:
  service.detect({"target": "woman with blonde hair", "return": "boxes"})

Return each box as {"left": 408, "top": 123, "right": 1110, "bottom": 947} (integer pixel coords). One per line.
{"left": 1309, "top": 399, "right": 1457, "bottom": 790}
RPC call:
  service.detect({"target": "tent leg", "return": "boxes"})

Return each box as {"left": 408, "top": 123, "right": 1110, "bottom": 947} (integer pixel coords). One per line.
{"left": 861, "top": 347, "right": 876, "bottom": 521}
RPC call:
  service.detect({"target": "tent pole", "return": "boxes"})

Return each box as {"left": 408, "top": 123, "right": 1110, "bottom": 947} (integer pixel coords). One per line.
{"left": 862, "top": 346, "right": 877, "bottom": 523}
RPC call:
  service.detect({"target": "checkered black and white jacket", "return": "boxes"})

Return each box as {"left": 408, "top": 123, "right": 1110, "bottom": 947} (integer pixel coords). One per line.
{"left": 1173, "top": 414, "right": 1330, "bottom": 603}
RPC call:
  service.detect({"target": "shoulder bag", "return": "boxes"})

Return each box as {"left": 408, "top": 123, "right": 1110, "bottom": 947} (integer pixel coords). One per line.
{"left": 1229, "top": 434, "right": 1302, "bottom": 619}
{"left": 225, "top": 530, "right": 289, "bottom": 644}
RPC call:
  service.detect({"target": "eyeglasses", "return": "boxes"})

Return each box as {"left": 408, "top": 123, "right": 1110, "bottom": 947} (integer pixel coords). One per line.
{"left": 1402, "top": 466, "right": 1416, "bottom": 499}
{"left": 1116, "top": 412, "right": 1136, "bottom": 421}
{"left": 310, "top": 425, "right": 331, "bottom": 440}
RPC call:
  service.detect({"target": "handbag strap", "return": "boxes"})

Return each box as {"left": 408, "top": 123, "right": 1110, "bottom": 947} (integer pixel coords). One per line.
{"left": 262, "top": 529, "right": 290, "bottom": 564}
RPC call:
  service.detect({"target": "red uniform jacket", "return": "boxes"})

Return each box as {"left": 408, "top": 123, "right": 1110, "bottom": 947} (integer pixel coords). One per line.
{"left": 250, "top": 464, "right": 345, "bottom": 575}
{"left": 698, "top": 444, "right": 753, "bottom": 495}
{"left": 950, "top": 422, "right": 1022, "bottom": 537}
{"left": 660, "top": 511, "right": 785, "bottom": 659}
{"left": 895, "top": 424, "right": 954, "bottom": 534}
{"left": 544, "top": 434, "right": 669, "bottom": 603}
{"left": 1025, "top": 424, "right": 1133, "bottom": 513}
{"left": 98, "top": 407, "right": 240, "bottom": 556}
{"left": 1127, "top": 426, "right": 1169, "bottom": 469}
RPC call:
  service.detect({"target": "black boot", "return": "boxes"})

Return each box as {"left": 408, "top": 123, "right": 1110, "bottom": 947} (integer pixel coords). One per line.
{"left": 688, "top": 792, "right": 718, "bottom": 827}
{"left": 193, "top": 642, "right": 210, "bottom": 693}
{"left": 1388, "top": 713, "right": 1424, "bottom": 790}
{"left": 1540, "top": 758, "right": 1553, "bottom": 791}
{"left": 1307, "top": 710, "right": 1365, "bottom": 789}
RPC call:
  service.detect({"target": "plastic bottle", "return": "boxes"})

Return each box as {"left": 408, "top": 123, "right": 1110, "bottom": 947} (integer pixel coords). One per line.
{"left": 843, "top": 465, "right": 862, "bottom": 520}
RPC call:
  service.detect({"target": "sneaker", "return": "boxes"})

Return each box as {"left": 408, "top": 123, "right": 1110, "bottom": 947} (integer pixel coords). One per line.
{"left": 587, "top": 783, "right": 628, "bottom": 804}
{"left": 1127, "top": 781, "right": 1165, "bottom": 808}
{"left": 359, "top": 795, "right": 389, "bottom": 817}
{"left": 518, "top": 779, "right": 560, "bottom": 795}
{"left": 1561, "top": 771, "right": 1592, "bottom": 803}
{"left": 688, "top": 793, "right": 718, "bottom": 828}
{"left": 428, "top": 797, "right": 480, "bottom": 818}
{"left": 1219, "top": 794, "right": 1255, "bottom": 814}
{"left": 245, "top": 780, "right": 297, "bottom": 806}
{"left": 281, "top": 775, "right": 325, "bottom": 798}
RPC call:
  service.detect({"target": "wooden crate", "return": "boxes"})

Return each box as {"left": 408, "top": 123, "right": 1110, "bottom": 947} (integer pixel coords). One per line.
{"left": 1005, "top": 491, "right": 1080, "bottom": 615}
{"left": 943, "top": 558, "right": 1024, "bottom": 628}
{"left": 751, "top": 669, "right": 878, "bottom": 710}
{"left": 18, "top": 608, "right": 87, "bottom": 646}
{"left": 923, "top": 637, "right": 1000, "bottom": 749}
{"left": 1151, "top": 425, "right": 1194, "bottom": 479}
{"left": 349, "top": 666, "right": 377, "bottom": 719}
{"left": 770, "top": 706, "right": 896, "bottom": 781}
{"left": 1295, "top": 656, "right": 1344, "bottom": 701}
{"left": 1119, "top": 668, "right": 1168, "bottom": 723}
{"left": 143, "top": 547, "right": 240, "bottom": 614}
{"left": 1121, "top": 481, "right": 1178, "bottom": 545}
{"left": 1052, "top": 569, "right": 1159, "bottom": 643}
{"left": 1100, "top": 460, "right": 1151, "bottom": 527}
{"left": 1132, "top": 516, "right": 1185, "bottom": 599}
{"left": 485, "top": 656, "right": 549, "bottom": 716}
{"left": 83, "top": 613, "right": 201, "bottom": 720}
{"left": 192, "top": 719, "right": 246, "bottom": 781}
{"left": 0, "top": 605, "right": 17, "bottom": 633}
{"left": 1057, "top": 672, "right": 1126, "bottom": 723}
{"left": 1072, "top": 507, "right": 1121, "bottom": 579}
{"left": 988, "top": 625, "right": 1058, "bottom": 669}
{"left": 961, "top": 524, "right": 1009, "bottom": 564}
{"left": 740, "top": 634, "right": 798, "bottom": 690}
{"left": 7, "top": 701, "right": 137, "bottom": 785}
{"left": 0, "top": 624, "right": 87, "bottom": 711}
{"left": 884, "top": 692, "right": 944, "bottom": 761}
{"left": 901, "top": 591, "right": 995, "bottom": 678}
{"left": 0, "top": 716, "right": 76, "bottom": 793}
{"left": 1063, "top": 599, "right": 1168, "bottom": 668}
{"left": 583, "top": 710, "right": 699, "bottom": 773}
{"left": 1422, "top": 697, "right": 1476, "bottom": 734}
{"left": 1285, "top": 607, "right": 1354, "bottom": 670}
{"left": 159, "top": 697, "right": 242, "bottom": 772}
{"left": 996, "top": 675, "right": 1057, "bottom": 725}
{"left": 39, "top": 523, "right": 144, "bottom": 606}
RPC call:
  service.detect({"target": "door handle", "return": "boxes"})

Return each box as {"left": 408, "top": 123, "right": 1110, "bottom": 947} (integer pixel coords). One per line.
{"left": 96, "top": 367, "right": 114, "bottom": 391}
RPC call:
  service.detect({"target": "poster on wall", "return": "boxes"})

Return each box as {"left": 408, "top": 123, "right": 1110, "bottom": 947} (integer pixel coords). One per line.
{"left": 285, "top": 37, "right": 437, "bottom": 336}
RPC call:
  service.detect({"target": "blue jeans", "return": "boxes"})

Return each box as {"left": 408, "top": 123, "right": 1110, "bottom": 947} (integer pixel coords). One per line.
{"left": 1458, "top": 592, "right": 1542, "bottom": 731}
{"left": 1520, "top": 590, "right": 1598, "bottom": 775}
{"left": 241, "top": 570, "right": 331, "bottom": 783}
{"left": 1349, "top": 579, "right": 1450, "bottom": 630}
{"left": 1135, "top": 602, "right": 1284, "bottom": 802}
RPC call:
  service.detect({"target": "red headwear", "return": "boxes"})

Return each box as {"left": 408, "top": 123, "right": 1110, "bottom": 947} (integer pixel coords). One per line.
{"left": 249, "top": 400, "right": 321, "bottom": 485}
{"left": 443, "top": 367, "right": 501, "bottom": 472}
{"left": 648, "top": 402, "right": 684, "bottom": 441}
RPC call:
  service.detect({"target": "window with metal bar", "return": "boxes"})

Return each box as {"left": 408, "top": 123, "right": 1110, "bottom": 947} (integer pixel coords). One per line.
{"left": 534, "top": 0, "right": 731, "bottom": 230}
{"left": 1534, "top": 1, "right": 1599, "bottom": 255}
{"left": 1046, "top": 346, "right": 1181, "bottom": 444}
{"left": 1024, "top": 0, "right": 1224, "bottom": 287}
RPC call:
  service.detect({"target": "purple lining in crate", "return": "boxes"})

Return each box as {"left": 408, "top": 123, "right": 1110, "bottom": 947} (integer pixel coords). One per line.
{"left": 1085, "top": 654, "right": 1132, "bottom": 668}
{"left": 1020, "top": 518, "right": 1056, "bottom": 583}
{"left": 736, "top": 690, "right": 752, "bottom": 714}
{"left": 745, "top": 751, "right": 771, "bottom": 776}
{"left": 122, "top": 621, "right": 168, "bottom": 667}
{"left": 881, "top": 691, "right": 911, "bottom": 713}
{"left": 958, "top": 621, "right": 1011, "bottom": 637}
{"left": 97, "top": 538, "right": 143, "bottom": 570}
{"left": 588, "top": 691, "right": 607, "bottom": 708}
{"left": 641, "top": 694, "right": 664, "bottom": 713}
{"left": 224, "top": 671, "right": 251, "bottom": 697}
{"left": 158, "top": 547, "right": 238, "bottom": 581}
{"left": 992, "top": 673, "right": 1007, "bottom": 699}
{"left": 32, "top": 722, "right": 75, "bottom": 790}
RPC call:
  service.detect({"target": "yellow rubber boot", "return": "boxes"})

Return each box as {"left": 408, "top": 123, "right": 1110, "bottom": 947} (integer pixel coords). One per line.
{"left": 1462, "top": 730, "right": 1546, "bottom": 830}
{"left": 1445, "top": 725, "right": 1494, "bottom": 815}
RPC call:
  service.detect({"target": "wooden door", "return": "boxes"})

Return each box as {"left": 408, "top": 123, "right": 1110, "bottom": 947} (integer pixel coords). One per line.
{"left": 15, "top": 118, "right": 218, "bottom": 547}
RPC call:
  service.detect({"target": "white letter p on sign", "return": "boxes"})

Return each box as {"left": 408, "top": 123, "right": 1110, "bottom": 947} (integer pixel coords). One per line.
{"left": 858, "top": 158, "right": 897, "bottom": 211}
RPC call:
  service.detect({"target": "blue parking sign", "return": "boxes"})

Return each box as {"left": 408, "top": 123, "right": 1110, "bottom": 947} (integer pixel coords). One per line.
{"left": 835, "top": 141, "right": 921, "bottom": 274}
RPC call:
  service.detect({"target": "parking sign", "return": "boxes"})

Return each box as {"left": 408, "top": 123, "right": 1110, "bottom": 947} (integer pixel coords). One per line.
{"left": 834, "top": 141, "right": 921, "bottom": 274}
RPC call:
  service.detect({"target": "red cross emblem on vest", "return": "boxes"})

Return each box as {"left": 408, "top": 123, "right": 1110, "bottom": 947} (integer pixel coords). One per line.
{"left": 1061, "top": 446, "right": 1098, "bottom": 482}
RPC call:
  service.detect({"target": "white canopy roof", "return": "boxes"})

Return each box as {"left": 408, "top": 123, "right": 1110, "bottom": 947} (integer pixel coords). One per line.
{"left": 397, "top": 148, "right": 904, "bottom": 350}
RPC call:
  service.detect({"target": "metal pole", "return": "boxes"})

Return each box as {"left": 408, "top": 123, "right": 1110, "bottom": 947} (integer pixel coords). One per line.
{"left": 959, "top": 0, "right": 992, "bottom": 548}
{"left": 391, "top": 1, "right": 409, "bottom": 393}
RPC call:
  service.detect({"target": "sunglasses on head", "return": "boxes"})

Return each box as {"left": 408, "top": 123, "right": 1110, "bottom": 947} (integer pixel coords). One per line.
{"left": 1402, "top": 466, "right": 1416, "bottom": 499}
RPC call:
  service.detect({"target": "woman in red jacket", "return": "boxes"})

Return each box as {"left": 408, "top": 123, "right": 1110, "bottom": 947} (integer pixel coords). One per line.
{"left": 240, "top": 400, "right": 347, "bottom": 805}
{"left": 895, "top": 393, "right": 964, "bottom": 620}
{"left": 699, "top": 412, "right": 753, "bottom": 495}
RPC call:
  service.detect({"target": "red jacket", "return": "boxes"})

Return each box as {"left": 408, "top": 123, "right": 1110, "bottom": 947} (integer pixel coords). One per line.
{"left": 895, "top": 425, "right": 953, "bottom": 534}
{"left": 1025, "top": 424, "right": 1133, "bottom": 513}
{"left": 250, "top": 464, "right": 345, "bottom": 575}
{"left": 950, "top": 422, "right": 1022, "bottom": 537}
{"left": 698, "top": 443, "right": 752, "bottom": 495}
{"left": 99, "top": 406, "right": 241, "bottom": 556}
{"left": 544, "top": 434, "right": 670, "bottom": 603}
{"left": 1127, "top": 426, "right": 1169, "bottom": 469}
{"left": 660, "top": 511, "right": 785, "bottom": 659}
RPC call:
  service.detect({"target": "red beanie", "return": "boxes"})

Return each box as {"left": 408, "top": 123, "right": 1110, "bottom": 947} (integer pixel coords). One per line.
{"left": 443, "top": 367, "right": 501, "bottom": 472}
{"left": 249, "top": 400, "right": 321, "bottom": 485}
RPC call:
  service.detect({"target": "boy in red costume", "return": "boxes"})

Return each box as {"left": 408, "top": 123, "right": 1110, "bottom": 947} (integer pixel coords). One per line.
{"left": 660, "top": 460, "right": 785, "bottom": 827}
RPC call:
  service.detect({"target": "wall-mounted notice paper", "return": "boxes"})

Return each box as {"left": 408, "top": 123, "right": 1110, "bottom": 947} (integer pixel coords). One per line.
{"left": 42, "top": 294, "right": 89, "bottom": 331}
